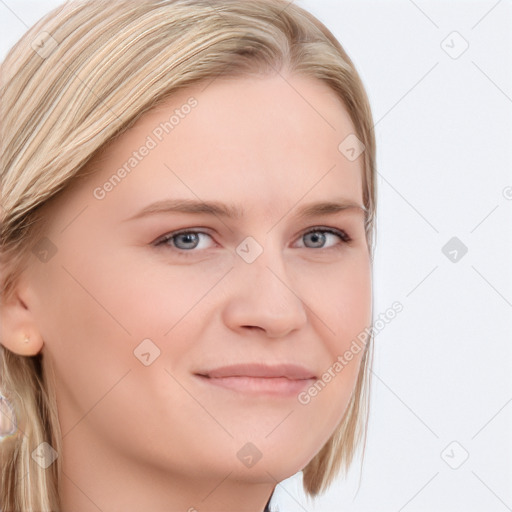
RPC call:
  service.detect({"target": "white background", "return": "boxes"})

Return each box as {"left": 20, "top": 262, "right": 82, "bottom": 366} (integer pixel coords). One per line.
{"left": 1, "top": 1, "right": 511, "bottom": 511}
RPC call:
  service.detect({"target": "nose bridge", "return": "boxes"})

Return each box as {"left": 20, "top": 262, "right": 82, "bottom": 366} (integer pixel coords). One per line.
{"left": 237, "top": 233, "right": 292, "bottom": 294}
{"left": 222, "top": 234, "right": 308, "bottom": 337}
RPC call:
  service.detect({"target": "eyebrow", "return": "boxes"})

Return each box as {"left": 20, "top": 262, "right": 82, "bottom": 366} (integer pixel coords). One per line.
{"left": 123, "top": 198, "right": 367, "bottom": 222}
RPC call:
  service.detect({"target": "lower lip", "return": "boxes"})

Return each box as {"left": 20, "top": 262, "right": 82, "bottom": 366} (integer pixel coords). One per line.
{"left": 195, "top": 375, "right": 316, "bottom": 396}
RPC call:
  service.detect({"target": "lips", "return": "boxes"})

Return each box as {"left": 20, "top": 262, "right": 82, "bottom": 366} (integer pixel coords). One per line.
{"left": 194, "top": 363, "right": 318, "bottom": 396}
{"left": 196, "top": 363, "right": 317, "bottom": 380}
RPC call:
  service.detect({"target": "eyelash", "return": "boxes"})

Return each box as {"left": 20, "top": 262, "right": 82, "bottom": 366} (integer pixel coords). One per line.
{"left": 154, "top": 226, "right": 352, "bottom": 256}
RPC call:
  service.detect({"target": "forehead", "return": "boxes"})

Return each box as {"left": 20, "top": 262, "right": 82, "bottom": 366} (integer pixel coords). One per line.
{"left": 59, "top": 74, "right": 364, "bottom": 222}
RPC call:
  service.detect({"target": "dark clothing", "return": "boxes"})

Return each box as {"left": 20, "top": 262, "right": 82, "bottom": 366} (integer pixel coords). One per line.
{"left": 264, "top": 494, "right": 273, "bottom": 512}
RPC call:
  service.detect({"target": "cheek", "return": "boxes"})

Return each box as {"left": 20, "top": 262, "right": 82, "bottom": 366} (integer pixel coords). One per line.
{"left": 297, "top": 251, "right": 372, "bottom": 347}
{"left": 35, "top": 250, "right": 214, "bottom": 461}
{"left": 35, "top": 270, "right": 132, "bottom": 436}
{"left": 32, "top": 245, "right": 187, "bottom": 432}
{"left": 335, "top": 259, "right": 372, "bottom": 344}
{"left": 99, "top": 248, "right": 231, "bottom": 328}
{"left": 294, "top": 253, "right": 371, "bottom": 419}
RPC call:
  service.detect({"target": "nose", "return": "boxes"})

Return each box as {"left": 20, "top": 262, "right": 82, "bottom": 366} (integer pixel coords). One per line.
{"left": 221, "top": 244, "right": 308, "bottom": 339}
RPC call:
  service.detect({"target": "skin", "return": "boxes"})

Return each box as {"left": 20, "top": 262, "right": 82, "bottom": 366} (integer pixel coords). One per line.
{"left": 1, "top": 72, "right": 371, "bottom": 512}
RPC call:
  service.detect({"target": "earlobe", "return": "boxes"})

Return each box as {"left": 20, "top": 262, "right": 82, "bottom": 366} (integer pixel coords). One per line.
{"left": 0, "top": 292, "right": 44, "bottom": 357}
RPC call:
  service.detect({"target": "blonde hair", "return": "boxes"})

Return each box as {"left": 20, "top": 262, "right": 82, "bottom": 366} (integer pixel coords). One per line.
{"left": 0, "top": 0, "right": 377, "bottom": 509}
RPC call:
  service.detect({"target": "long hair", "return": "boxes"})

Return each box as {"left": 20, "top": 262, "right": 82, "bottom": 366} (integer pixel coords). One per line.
{"left": 0, "top": 1, "right": 377, "bottom": 509}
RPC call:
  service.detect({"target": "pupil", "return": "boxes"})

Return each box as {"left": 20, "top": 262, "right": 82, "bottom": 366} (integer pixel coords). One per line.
{"left": 177, "top": 233, "right": 198, "bottom": 248}
{"left": 308, "top": 232, "right": 325, "bottom": 247}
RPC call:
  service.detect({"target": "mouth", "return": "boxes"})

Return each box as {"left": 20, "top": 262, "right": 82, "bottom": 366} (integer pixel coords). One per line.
{"left": 194, "top": 363, "right": 317, "bottom": 396}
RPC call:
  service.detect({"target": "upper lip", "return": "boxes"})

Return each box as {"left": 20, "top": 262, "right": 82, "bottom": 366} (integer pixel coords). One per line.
{"left": 196, "top": 363, "right": 317, "bottom": 380}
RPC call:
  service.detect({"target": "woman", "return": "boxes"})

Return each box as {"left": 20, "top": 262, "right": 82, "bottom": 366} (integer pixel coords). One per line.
{"left": 0, "top": 1, "right": 377, "bottom": 510}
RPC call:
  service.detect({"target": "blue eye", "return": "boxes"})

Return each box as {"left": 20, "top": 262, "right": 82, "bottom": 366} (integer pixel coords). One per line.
{"left": 300, "top": 228, "right": 351, "bottom": 249}
{"left": 155, "top": 230, "right": 214, "bottom": 252}
{"left": 154, "top": 227, "right": 351, "bottom": 256}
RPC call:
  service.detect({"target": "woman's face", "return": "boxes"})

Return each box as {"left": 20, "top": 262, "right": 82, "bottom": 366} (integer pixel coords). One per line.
{"left": 22, "top": 73, "right": 371, "bottom": 501}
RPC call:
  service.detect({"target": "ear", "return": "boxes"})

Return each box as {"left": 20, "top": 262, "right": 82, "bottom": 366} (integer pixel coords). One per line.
{"left": 0, "top": 268, "right": 44, "bottom": 357}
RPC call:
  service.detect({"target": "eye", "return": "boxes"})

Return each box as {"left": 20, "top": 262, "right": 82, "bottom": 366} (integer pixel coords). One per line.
{"left": 154, "top": 229, "right": 215, "bottom": 253}
{"left": 153, "top": 226, "right": 351, "bottom": 255}
{"left": 296, "top": 227, "right": 352, "bottom": 249}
